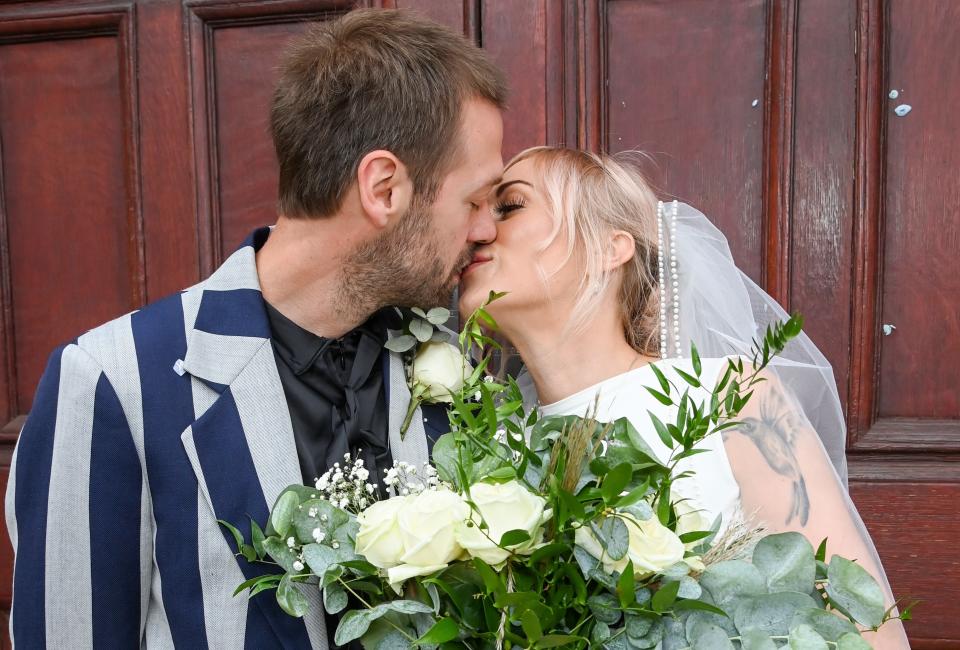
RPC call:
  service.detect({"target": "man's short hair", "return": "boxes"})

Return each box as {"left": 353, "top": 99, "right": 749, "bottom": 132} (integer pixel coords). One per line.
{"left": 270, "top": 9, "right": 508, "bottom": 218}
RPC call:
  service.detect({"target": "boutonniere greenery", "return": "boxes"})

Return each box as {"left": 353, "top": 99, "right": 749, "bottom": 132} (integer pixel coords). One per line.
{"left": 384, "top": 306, "right": 473, "bottom": 437}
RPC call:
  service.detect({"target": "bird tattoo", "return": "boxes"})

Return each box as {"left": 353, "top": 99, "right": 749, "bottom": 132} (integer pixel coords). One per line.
{"left": 725, "top": 387, "right": 810, "bottom": 526}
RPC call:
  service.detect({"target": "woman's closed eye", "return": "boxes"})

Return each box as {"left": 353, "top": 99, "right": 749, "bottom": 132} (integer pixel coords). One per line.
{"left": 493, "top": 196, "right": 526, "bottom": 218}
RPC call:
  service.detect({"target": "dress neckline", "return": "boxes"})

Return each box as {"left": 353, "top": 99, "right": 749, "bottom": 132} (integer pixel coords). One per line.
{"left": 539, "top": 358, "right": 669, "bottom": 415}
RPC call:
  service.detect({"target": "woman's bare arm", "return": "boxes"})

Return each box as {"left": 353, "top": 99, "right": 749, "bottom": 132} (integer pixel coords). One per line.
{"left": 721, "top": 370, "right": 909, "bottom": 648}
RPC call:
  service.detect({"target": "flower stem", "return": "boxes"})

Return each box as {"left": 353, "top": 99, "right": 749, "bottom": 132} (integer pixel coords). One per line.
{"left": 495, "top": 564, "right": 515, "bottom": 650}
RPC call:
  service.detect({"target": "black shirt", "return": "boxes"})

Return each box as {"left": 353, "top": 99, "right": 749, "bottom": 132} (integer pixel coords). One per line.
{"left": 264, "top": 302, "right": 398, "bottom": 647}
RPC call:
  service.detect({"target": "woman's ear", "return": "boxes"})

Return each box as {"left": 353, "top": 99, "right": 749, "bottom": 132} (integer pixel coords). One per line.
{"left": 356, "top": 150, "right": 413, "bottom": 229}
{"left": 604, "top": 230, "right": 636, "bottom": 271}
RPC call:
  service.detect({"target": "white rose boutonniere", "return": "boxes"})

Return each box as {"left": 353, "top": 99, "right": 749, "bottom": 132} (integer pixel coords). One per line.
{"left": 384, "top": 307, "right": 474, "bottom": 437}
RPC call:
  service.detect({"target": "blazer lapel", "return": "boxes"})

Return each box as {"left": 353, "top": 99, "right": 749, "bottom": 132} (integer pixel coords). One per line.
{"left": 178, "top": 232, "right": 321, "bottom": 648}
{"left": 384, "top": 343, "right": 432, "bottom": 470}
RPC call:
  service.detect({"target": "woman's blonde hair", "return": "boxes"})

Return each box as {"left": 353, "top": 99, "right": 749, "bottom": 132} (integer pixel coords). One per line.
{"left": 504, "top": 147, "right": 661, "bottom": 355}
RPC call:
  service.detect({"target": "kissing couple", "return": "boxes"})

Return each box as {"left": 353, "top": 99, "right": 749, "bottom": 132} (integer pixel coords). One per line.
{"left": 6, "top": 8, "right": 907, "bottom": 649}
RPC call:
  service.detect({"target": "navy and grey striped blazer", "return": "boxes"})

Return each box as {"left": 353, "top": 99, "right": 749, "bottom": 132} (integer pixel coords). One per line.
{"left": 5, "top": 228, "right": 449, "bottom": 648}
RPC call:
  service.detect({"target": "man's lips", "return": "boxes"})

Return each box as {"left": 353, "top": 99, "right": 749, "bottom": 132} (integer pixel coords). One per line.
{"left": 461, "top": 255, "right": 492, "bottom": 278}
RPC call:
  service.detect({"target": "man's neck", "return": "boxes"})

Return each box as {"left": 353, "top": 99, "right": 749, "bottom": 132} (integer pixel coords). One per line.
{"left": 255, "top": 217, "right": 372, "bottom": 339}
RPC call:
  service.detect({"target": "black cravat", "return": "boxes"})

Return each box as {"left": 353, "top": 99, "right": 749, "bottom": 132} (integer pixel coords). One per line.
{"left": 265, "top": 303, "right": 395, "bottom": 487}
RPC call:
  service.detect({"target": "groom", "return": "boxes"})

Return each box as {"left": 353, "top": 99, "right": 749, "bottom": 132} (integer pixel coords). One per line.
{"left": 5, "top": 9, "right": 505, "bottom": 649}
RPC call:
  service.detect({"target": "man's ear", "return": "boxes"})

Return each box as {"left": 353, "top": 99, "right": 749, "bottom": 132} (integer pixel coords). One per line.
{"left": 604, "top": 230, "right": 636, "bottom": 271}
{"left": 356, "top": 150, "right": 413, "bottom": 229}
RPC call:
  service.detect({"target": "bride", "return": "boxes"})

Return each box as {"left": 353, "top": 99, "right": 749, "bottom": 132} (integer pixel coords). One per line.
{"left": 458, "top": 146, "right": 909, "bottom": 647}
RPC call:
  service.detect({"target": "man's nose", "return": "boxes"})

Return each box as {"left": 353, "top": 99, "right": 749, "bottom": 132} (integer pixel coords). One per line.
{"left": 468, "top": 205, "right": 497, "bottom": 245}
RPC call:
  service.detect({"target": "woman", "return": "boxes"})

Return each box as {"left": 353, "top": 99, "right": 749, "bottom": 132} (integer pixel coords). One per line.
{"left": 458, "top": 147, "right": 909, "bottom": 647}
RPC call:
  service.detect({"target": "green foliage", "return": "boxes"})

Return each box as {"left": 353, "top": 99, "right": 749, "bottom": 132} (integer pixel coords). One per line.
{"left": 217, "top": 310, "right": 906, "bottom": 648}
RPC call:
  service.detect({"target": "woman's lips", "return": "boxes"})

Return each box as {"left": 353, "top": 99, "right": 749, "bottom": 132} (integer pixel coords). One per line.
{"left": 461, "top": 256, "right": 492, "bottom": 278}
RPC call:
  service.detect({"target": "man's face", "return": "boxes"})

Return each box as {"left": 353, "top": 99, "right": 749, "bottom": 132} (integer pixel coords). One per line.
{"left": 351, "top": 99, "right": 504, "bottom": 310}
{"left": 423, "top": 98, "right": 504, "bottom": 297}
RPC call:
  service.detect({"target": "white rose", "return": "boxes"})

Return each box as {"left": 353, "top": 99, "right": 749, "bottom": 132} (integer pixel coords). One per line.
{"left": 575, "top": 512, "right": 685, "bottom": 578}
{"left": 673, "top": 498, "right": 712, "bottom": 549}
{"left": 378, "top": 488, "right": 470, "bottom": 585}
{"left": 456, "top": 480, "right": 552, "bottom": 566}
{"left": 355, "top": 495, "right": 409, "bottom": 569}
{"left": 411, "top": 342, "right": 471, "bottom": 402}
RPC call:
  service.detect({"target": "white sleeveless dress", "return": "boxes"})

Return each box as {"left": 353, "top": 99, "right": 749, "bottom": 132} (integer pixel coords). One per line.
{"left": 537, "top": 357, "right": 741, "bottom": 533}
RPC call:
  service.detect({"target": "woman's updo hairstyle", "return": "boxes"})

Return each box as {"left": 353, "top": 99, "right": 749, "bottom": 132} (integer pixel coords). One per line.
{"left": 504, "top": 147, "right": 661, "bottom": 355}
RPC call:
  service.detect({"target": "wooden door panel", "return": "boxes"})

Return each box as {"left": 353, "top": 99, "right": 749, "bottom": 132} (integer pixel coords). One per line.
{"left": 850, "top": 478, "right": 960, "bottom": 644}
{"left": 0, "top": 1, "right": 956, "bottom": 645}
{"left": 213, "top": 21, "right": 309, "bottom": 254}
{"left": 0, "top": 28, "right": 140, "bottom": 426}
{"left": 186, "top": 1, "right": 355, "bottom": 274}
{"left": 788, "top": 0, "right": 857, "bottom": 397}
{"left": 606, "top": 0, "right": 768, "bottom": 282}
{"left": 878, "top": 0, "right": 960, "bottom": 419}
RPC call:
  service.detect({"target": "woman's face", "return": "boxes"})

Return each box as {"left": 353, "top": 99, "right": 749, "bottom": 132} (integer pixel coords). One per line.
{"left": 458, "top": 158, "right": 584, "bottom": 323}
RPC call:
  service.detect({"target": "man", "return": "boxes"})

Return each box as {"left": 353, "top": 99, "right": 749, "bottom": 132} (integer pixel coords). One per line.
{"left": 6, "top": 9, "right": 506, "bottom": 648}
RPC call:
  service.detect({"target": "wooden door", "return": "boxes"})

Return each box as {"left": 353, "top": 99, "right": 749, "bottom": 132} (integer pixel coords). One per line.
{"left": 0, "top": 1, "right": 956, "bottom": 646}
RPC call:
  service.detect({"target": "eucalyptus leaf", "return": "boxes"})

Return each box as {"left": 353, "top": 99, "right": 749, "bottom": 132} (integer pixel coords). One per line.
{"left": 293, "top": 498, "right": 349, "bottom": 545}
{"left": 788, "top": 623, "right": 828, "bottom": 650}
{"left": 625, "top": 613, "right": 652, "bottom": 639}
{"left": 591, "top": 622, "right": 612, "bottom": 644}
{"left": 790, "top": 607, "right": 858, "bottom": 641}
{"left": 335, "top": 609, "right": 374, "bottom": 645}
{"left": 384, "top": 335, "right": 417, "bottom": 353}
{"left": 739, "top": 628, "right": 777, "bottom": 650}
{"left": 685, "top": 611, "right": 737, "bottom": 642}
{"left": 836, "top": 632, "right": 873, "bottom": 649}
{"left": 426, "top": 307, "right": 450, "bottom": 325}
{"left": 587, "top": 593, "right": 622, "bottom": 625}
{"left": 753, "top": 532, "right": 816, "bottom": 593}
{"left": 270, "top": 491, "right": 299, "bottom": 539}
{"left": 677, "top": 575, "right": 703, "bottom": 600}
{"left": 688, "top": 623, "right": 735, "bottom": 649}
{"left": 732, "top": 592, "right": 819, "bottom": 636}
{"left": 627, "top": 618, "right": 664, "bottom": 648}
{"left": 276, "top": 573, "right": 309, "bottom": 618}
{"left": 323, "top": 582, "right": 348, "bottom": 614}
{"left": 825, "top": 556, "right": 885, "bottom": 628}
{"left": 409, "top": 318, "right": 433, "bottom": 342}
{"left": 699, "top": 560, "right": 766, "bottom": 607}
{"left": 302, "top": 543, "right": 339, "bottom": 582}
{"left": 594, "top": 515, "right": 629, "bottom": 561}
{"left": 262, "top": 537, "right": 299, "bottom": 573}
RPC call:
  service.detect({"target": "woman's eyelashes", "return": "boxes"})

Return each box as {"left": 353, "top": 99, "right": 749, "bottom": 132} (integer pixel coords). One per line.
{"left": 493, "top": 196, "right": 526, "bottom": 218}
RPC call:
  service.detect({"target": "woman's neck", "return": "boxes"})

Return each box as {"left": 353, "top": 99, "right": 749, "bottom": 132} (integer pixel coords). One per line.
{"left": 504, "top": 304, "right": 653, "bottom": 406}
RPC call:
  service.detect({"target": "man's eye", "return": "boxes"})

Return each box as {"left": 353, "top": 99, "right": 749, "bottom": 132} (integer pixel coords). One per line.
{"left": 470, "top": 202, "right": 481, "bottom": 211}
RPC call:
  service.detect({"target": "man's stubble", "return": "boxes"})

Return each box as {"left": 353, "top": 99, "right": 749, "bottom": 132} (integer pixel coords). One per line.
{"left": 338, "top": 196, "right": 473, "bottom": 320}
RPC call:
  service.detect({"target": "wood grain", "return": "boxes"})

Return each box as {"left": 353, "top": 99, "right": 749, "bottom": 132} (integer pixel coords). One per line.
{"left": 604, "top": 0, "right": 767, "bottom": 282}
{"left": 877, "top": 0, "right": 960, "bottom": 419}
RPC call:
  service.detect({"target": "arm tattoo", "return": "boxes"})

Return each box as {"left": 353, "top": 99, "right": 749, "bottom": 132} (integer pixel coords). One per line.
{"left": 724, "top": 388, "right": 810, "bottom": 526}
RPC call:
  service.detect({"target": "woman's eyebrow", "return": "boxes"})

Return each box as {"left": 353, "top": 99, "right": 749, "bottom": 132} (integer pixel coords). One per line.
{"left": 495, "top": 179, "right": 533, "bottom": 198}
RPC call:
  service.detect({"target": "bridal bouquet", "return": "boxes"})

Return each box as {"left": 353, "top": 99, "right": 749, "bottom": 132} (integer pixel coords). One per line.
{"left": 221, "top": 296, "right": 909, "bottom": 648}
